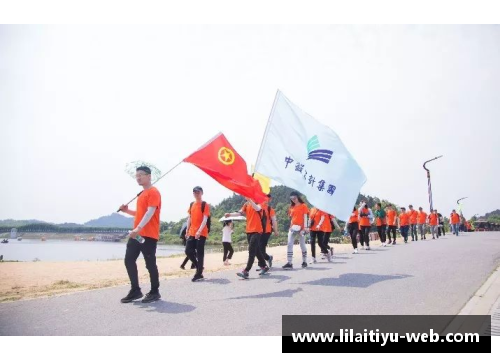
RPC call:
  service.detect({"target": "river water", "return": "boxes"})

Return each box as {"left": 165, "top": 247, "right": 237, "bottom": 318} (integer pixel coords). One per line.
{"left": 0, "top": 238, "right": 187, "bottom": 262}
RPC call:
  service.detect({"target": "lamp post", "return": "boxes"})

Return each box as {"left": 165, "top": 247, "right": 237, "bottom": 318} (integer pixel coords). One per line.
{"left": 457, "top": 197, "right": 468, "bottom": 217}
{"left": 423, "top": 156, "right": 443, "bottom": 212}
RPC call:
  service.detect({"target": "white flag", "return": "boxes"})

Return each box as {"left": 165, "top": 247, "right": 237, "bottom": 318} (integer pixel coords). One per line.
{"left": 255, "top": 90, "right": 367, "bottom": 221}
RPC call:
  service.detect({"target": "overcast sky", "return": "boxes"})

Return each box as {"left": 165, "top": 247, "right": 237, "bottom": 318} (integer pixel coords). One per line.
{"left": 1, "top": 25, "right": 499, "bottom": 223}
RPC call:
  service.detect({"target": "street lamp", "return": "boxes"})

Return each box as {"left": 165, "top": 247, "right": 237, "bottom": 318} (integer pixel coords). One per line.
{"left": 457, "top": 197, "right": 468, "bottom": 217}
{"left": 423, "top": 155, "right": 443, "bottom": 212}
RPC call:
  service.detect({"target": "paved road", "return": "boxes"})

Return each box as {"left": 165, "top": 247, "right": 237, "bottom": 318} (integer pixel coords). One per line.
{"left": 1, "top": 232, "right": 500, "bottom": 336}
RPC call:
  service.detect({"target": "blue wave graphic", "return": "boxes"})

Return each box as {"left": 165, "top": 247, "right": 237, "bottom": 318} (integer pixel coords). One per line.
{"left": 307, "top": 149, "right": 333, "bottom": 164}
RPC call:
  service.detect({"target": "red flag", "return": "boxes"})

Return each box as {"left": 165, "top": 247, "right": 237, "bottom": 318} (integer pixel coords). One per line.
{"left": 184, "top": 133, "right": 268, "bottom": 203}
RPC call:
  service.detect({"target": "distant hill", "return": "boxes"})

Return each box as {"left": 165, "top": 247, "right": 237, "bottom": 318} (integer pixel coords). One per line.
{"left": 84, "top": 213, "right": 134, "bottom": 228}
{"left": 482, "top": 209, "right": 500, "bottom": 219}
{"left": 0, "top": 219, "right": 48, "bottom": 227}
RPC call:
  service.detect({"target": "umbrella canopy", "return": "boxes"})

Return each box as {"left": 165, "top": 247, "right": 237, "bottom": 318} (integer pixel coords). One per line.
{"left": 219, "top": 215, "right": 247, "bottom": 222}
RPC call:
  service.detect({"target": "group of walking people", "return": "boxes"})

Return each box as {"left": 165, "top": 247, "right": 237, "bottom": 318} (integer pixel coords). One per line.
{"left": 344, "top": 202, "right": 465, "bottom": 254}
{"left": 117, "top": 166, "right": 465, "bottom": 303}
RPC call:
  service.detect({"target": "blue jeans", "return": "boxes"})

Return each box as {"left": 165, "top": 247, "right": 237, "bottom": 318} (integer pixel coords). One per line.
{"left": 400, "top": 225, "right": 410, "bottom": 241}
{"left": 451, "top": 224, "right": 459, "bottom": 236}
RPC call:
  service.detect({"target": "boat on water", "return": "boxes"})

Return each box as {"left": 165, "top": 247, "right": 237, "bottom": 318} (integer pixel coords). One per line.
{"left": 17, "top": 237, "right": 22, "bottom": 241}
{"left": 1, "top": 239, "right": 8, "bottom": 244}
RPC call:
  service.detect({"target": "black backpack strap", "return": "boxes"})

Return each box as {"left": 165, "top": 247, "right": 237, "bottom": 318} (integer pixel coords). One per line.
{"left": 189, "top": 202, "right": 194, "bottom": 215}
{"left": 201, "top": 201, "right": 206, "bottom": 213}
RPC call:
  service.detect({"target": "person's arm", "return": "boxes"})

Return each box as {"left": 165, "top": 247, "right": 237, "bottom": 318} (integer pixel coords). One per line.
{"left": 119, "top": 204, "right": 136, "bottom": 217}
{"left": 195, "top": 216, "right": 208, "bottom": 239}
{"left": 332, "top": 217, "right": 340, "bottom": 230}
{"left": 129, "top": 206, "right": 156, "bottom": 238}
{"left": 271, "top": 215, "right": 279, "bottom": 235}
{"left": 225, "top": 206, "right": 245, "bottom": 218}
{"left": 246, "top": 198, "right": 261, "bottom": 211}
{"left": 316, "top": 215, "right": 325, "bottom": 230}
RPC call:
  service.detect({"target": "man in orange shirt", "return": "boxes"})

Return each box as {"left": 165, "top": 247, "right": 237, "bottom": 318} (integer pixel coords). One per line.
{"left": 225, "top": 197, "right": 269, "bottom": 279}
{"left": 399, "top": 207, "right": 410, "bottom": 243}
{"left": 450, "top": 209, "right": 461, "bottom": 236}
{"left": 386, "top": 205, "right": 397, "bottom": 245}
{"left": 428, "top": 209, "right": 439, "bottom": 239}
{"left": 186, "top": 186, "right": 211, "bottom": 282}
{"left": 408, "top": 205, "right": 419, "bottom": 241}
{"left": 417, "top": 207, "right": 428, "bottom": 240}
{"left": 119, "top": 166, "right": 162, "bottom": 303}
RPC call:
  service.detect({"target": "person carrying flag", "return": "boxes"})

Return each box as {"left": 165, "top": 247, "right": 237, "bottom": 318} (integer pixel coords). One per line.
{"left": 225, "top": 197, "right": 269, "bottom": 279}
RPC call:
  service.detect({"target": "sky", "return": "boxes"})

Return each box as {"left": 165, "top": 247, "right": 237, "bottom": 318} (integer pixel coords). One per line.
{"left": 1, "top": 25, "right": 499, "bottom": 223}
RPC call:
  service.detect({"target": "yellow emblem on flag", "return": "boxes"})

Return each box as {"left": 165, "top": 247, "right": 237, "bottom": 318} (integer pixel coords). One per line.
{"left": 218, "top": 147, "right": 235, "bottom": 165}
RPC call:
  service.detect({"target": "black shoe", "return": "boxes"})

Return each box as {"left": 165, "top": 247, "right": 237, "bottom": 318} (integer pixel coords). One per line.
{"left": 192, "top": 274, "right": 204, "bottom": 282}
{"left": 180, "top": 265, "right": 186, "bottom": 270}
{"left": 141, "top": 291, "right": 161, "bottom": 303}
{"left": 120, "top": 289, "right": 143, "bottom": 303}
{"left": 282, "top": 263, "right": 293, "bottom": 269}
{"left": 301, "top": 262, "right": 307, "bottom": 268}
{"left": 259, "top": 266, "right": 270, "bottom": 275}
{"left": 190, "top": 264, "right": 196, "bottom": 269}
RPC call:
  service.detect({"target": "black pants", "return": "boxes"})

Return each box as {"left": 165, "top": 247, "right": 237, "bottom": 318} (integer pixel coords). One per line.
{"left": 309, "top": 230, "right": 324, "bottom": 258}
{"left": 185, "top": 236, "right": 206, "bottom": 276}
{"left": 387, "top": 225, "right": 397, "bottom": 242}
{"left": 124, "top": 237, "right": 159, "bottom": 292}
{"left": 320, "top": 232, "right": 332, "bottom": 254}
{"left": 223, "top": 242, "right": 234, "bottom": 261}
{"left": 348, "top": 223, "right": 359, "bottom": 249}
{"left": 377, "top": 225, "right": 387, "bottom": 243}
{"left": 360, "top": 226, "right": 371, "bottom": 246}
{"left": 259, "top": 232, "right": 272, "bottom": 261}
{"left": 245, "top": 233, "right": 266, "bottom": 272}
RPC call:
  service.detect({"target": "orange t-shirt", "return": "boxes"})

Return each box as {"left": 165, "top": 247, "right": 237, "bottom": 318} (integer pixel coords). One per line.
{"left": 386, "top": 210, "right": 396, "bottom": 226}
{"left": 261, "top": 203, "right": 276, "bottom": 233}
{"left": 289, "top": 203, "right": 309, "bottom": 229}
{"left": 241, "top": 202, "right": 264, "bottom": 233}
{"left": 309, "top": 208, "right": 322, "bottom": 229}
{"left": 451, "top": 213, "right": 460, "bottom": 224}
{"left": 348, "top": 210, "right": 359, "bottom": 224}
{"left": 399, "top": 212, "right": 409, "bottom": 226}
{"left": 134, "top": 187, "right": 161, "bottom": 240}
{"left": 359, "top": 207, "right": 371, "bottom": 227}
{"left": 408, "top": 210, "right": 418, "bottom": 224}
{"left": 187, "top": 201, "right": 210, "bottom": 238}
{"left": 418, "top": 211, "right": 427, "bottom": 224}
{"left": 320, "top": 213, "right": 333, "bottom": 233}
{"left": 428, "top": 213, "right": 438, "bottom": 226}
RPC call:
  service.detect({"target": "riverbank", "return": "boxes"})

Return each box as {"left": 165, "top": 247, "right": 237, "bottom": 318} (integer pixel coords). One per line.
{"left": 0, "top": 238, "right": 395, "bottom": 303}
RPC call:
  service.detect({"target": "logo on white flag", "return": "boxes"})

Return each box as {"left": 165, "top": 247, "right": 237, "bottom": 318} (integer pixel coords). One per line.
{"left": 306, "top": 136, "right": 334, "bottom": 164}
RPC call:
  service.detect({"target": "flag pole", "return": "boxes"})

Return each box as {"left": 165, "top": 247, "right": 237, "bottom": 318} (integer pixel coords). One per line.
{"left": 255, "top": 89, "right": 280, "bottom": 171}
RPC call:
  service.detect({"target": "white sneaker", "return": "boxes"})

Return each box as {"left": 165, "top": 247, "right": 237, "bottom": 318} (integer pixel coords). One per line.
{"left": 326, "top": 253, "right": 332, "bottom": 262}
{"left": 362, "top": 246, "right": 366, "bottom": 250}
{"left": 329, "top": 248, "right": 334, "bottom": 258}
{"left": 382, "top": 243, "right": 386, "bottom": 247}
{"left": 353, "top": 249, "right": 358, "bottom": 254}
{"left": 312, "top": 257, "right": 317, "bottom": 264}
{"left": 366, "top": 246, "right": 371, "bottom": 250}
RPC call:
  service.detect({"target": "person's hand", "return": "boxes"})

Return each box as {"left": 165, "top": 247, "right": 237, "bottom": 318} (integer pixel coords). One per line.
{"left": 119, "top": 204, "right": 129, "bottom": 212}
{"left": 224, "top": 213, "right": 230, "bottom": 217}
{"left": 129, "top": 227, "right": 140, "bottom": 239}
{"left": 316, "top": 225, "right": 321, "bottom": 230}
{"left": 304, "top": 227, "right": 310, "bottom": 233}
{"left": 274, "top": 230, "right": 279, "bottom": 237}
{"left": 195, "top": 231, "right": 201, "bottom": 239}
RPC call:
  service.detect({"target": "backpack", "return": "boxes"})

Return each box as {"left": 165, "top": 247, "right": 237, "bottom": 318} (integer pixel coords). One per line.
{"left": 189, "top": 201, "right": 211, "bottom": 233}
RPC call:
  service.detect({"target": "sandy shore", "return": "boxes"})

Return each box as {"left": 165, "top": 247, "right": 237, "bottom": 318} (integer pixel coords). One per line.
{"left": 0, "top": 238, "right": 395, "bottom": 302}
